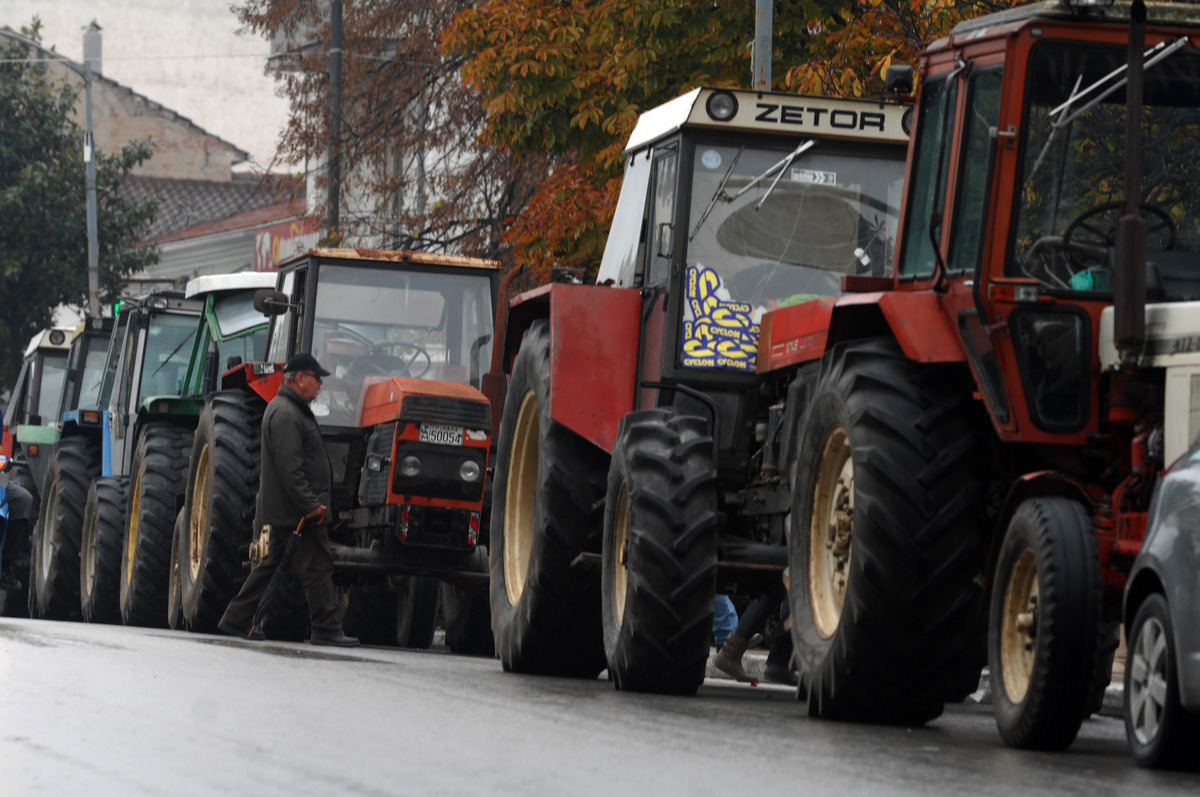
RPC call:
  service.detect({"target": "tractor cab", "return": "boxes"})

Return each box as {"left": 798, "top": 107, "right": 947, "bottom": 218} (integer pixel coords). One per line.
{"left": 595, "top": 88, "right": 909, "bottom": 474}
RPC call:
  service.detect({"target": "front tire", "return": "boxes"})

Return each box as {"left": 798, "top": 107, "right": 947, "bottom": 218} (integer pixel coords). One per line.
{"left": 31, "top": 435, "right": 101, "bottom": 620}
{"left": 788, "top": 338, "right": 987, "bottom": 724}
{"left": 80, "top": 477, "right": 128, "bottom": 624}
{"left": 989, "top": 497, "right": 1101, "bottom": 751}
{"left": 440, "top": 582, "right": 494, "bottom": 656}
{"left": 1124, "top": 593, "right": 1200, "bottom": 769}
{"left": 395, "top": 576, "right": 438, "bottom": 649}
{"left": 602, "top": 409, "right": 717, "bottom": 694}
{"left": 120, "top": 423, "right": 193, "bottom": 627}
{"left": 489, "top": 321, "right": 608, "bottom": 678}
{"left": 180, "top": 392, "right": 264, "bottom": 632}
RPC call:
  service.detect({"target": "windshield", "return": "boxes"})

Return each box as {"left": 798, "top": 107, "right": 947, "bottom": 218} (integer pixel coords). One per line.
{"left": 139, "top": 313, "right": 200, "bottom": 402}
{"left": 35, "top": 353, "right": 69, "bottom": 421}
{"left": 683, "top": 141, "right": 905, "bottom": 371}
{"left": 1014, "top": 41, "right": 1200, "bottom": 299}
{"left": 308, "top": 264, "right": 495, "bottom": 426}
{"left": 77, "top": 341, "right": 109, "bottom": 410}
{"left": 212, "top": 291, "right": 268, "bottom": 338}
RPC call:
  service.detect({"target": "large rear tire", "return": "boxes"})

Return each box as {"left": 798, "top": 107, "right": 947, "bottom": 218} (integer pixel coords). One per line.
{"left": 489, "top": 321, "right": 608, "bottom": 678}
{"left": 179, "top": 392, "right": 264, "bottom": 632}
{"left": 602, "top": 409, "right": 717, "bottom": 694}
{"left": 989, "top": 497, "right": 1101, "bottom": 750}
{"left": 1124, "top": 592, "right": 1200, "bottom": 769}
{"left": 440, "top": 582, "right": 494, "bottom": 656}
{"left": 31, "top": 435, "right": 101, "bottom": 620}
{"left": 120, "top": 423, "right": 193, "bottom": 627}
{"left": 788, "top": 338, "right": 987, "bottom": 724}
{"left": 80, "top": 476, "right": 128, "bottom": 624}
{"left": 341, "top": 579, "right": 399, "bottom": 646}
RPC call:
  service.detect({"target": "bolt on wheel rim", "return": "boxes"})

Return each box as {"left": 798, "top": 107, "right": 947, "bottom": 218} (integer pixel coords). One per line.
{"left": 612, "top": 482, "right": 630, "bottom": 628}
{"left": 188, "top": 445, "right": 210, "bottom": 582}
{"left": 1129, "top": 615, "right": 1169, "bottom": 745}
{"left": 1000, "top": 548, "right": 1039, "bottom": 704}
{"left": 504, "top": 391, "right": 538, "bottom": 606}
{"left": 809, "top": 427, "right": 853, "bottom": 639}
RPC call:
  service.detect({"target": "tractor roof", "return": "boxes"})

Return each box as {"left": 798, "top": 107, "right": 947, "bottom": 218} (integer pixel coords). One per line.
{"left": 280, "top": 247, "right": 502, "bottom": 272}
{"left": 184, "top": 272, "right": 277, "bottom": 299}
{"left": 23, "top": 327, "right": 75, "bottom": 358}
{"left": 952, "top": 1, "right": 1200, "bottom": 37}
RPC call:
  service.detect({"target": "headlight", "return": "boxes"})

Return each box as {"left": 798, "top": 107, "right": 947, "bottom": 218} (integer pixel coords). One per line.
{"left": 459, "top": 460, "right": 481, "bottom": 482}
{"left": 399, "top": 455, "right": 422, "bottom": 477}
{"left": 705, "top": 91, "right": 739, "bottom": 122}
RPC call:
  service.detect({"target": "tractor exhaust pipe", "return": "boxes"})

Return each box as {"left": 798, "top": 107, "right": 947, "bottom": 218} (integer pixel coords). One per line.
{"left": 1114, "top": 0, "right": 1147, "bottom": 367}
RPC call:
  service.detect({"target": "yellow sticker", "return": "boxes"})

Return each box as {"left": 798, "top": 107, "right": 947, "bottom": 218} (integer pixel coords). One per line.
{"left": 681, "top": 264, "right": 759, "bottom": 371}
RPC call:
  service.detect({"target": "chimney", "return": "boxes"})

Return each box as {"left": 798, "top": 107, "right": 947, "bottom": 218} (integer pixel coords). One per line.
{"left": 82, "top": 19, "right": 102, "bottom": 76}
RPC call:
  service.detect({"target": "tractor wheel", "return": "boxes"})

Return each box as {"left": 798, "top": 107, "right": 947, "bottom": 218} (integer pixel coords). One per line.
{"left": 1087, "top": 620, "right": 1121, "bottom": 716}
{"left": 340, "top": 580, "right": 399, "bottom": 646}
{"left": 989, "top": 497, "right": 1101, "bottom": 751}
{"left": 167, "top": 510, "right": 184, "bottom": 630}
{"left": 601, "top": 409, "right": 717, "bottom": 694}
{"left": 788, "top": 338, "right": 987, "bottom": 724}
{"left": 489, "top": 321, "right": 608, "bottom": 678}
{"left": 80, "top": 477, "right": 128, "bottom": 624}
{"left": 440, "top": 582, "right": 494, "bottom": 656}
{"left": 31, "top": 435, "right": 101, "bottom": 620}
{"left": 120, "top": 423, "right": 193, "bottom": 627}
{"left": 393, "top": 577, "right": 438, "bottom": 649}
{"left": 179, "top": 392, "right": 264, "bottom": 632}
{"left": 1125, "top": 593, "right": 1200, "bottom": 769}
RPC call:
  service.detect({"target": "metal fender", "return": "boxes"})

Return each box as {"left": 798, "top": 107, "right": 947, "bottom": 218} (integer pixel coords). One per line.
{"left": 835, "top": 291, "right": 965, "bottom": 363}
{"left": 546, "top": 284, "right": 642, "bottom": 454}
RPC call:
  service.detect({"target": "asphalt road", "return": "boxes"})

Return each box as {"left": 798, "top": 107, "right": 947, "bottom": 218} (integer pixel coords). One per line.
{"left": 1, "top": 617, "right": 1196, "bottom": 796}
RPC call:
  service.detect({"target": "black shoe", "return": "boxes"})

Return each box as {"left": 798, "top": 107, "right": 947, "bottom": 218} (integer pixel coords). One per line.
{"left": 310, "top": 633, "right": 360, "bottom": 648}
{"left": 764, "top": 661, "right": 798, "bottom": 686}
{"left": 218, "top": 619, "right": 265, "bottom": 641}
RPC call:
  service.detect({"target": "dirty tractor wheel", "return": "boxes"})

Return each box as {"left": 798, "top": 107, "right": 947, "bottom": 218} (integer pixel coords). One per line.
{"left": 120, "top": 423, "right": 193, "bottom": 627}
{"left": 80, "top": 477, "right": 128, "bottom": 624}
{"left": 788, "top": 338, "right": 987, "bottom": 724}
{"left": 31, "top": 435, "right": 101, "bottom": 620}
{"left": 393, "top": 576, "right": 438, "bottom": 649}
{"left": 180, "top": 392, "right": 264, "bottom": 632}
{"left": 601, "top": 409, "right": 717, "bottom": 694}
{"left": 1124, "top": 593, "right": 1200, "bottom": 769}
{"left": 989, "top": 497, "right": 1101, "bottom": 751}
{"left": 489, "top": 321, "right": 608, "bottom": 678}
{"left": 440, "top": 582, "right": 494, "bottom": 656}
{"left": 167, "top": 509, "right": 184, "bottom": 630}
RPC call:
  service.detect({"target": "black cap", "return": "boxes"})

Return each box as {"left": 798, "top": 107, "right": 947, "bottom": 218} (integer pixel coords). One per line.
{"left": 284, "top": 353, "right": 331, "bottom": 376}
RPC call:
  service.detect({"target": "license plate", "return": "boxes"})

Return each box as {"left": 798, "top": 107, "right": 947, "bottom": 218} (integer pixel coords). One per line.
{"left": 419, "top": 423, "right": 463, "bottom": 446}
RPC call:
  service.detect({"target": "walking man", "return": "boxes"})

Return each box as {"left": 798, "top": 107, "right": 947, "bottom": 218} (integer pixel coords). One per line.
{"left": 218, "top": 353, "right": 358, "bottom": 647}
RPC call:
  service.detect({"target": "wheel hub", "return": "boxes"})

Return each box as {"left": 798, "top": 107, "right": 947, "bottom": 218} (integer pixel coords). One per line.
{"left": 188, "top": 445, "right": 211, "bottom": 582}
{"left": 1129, "top": 615, "right": 1168, "bottom": 745}
{"left": 503, "top": 391, "right": 538, "bottom": 606}
{"left": 1000, "top": 548, "right": 1040, "bottom": 704}
{"left": 612, "top": 483, "right": 630, "bottom": 628}
{"left": 809, "top": 427, "right": 853, "bottom": 639}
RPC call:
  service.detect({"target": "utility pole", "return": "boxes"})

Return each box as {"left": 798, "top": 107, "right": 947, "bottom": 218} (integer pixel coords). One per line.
{"left": 0, "top": 27, "right": 100, "bottom": 317}
{"left": 327, "top": 0, "right": 343, "bottom": 242}
{"left": 752, "top": 0, "right": 773, "bottom": 91}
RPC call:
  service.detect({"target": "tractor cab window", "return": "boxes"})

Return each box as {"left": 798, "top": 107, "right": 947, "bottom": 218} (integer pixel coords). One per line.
{"left": 266, "top": 270, "right": 297, "bottom": 364}
{"left": 646, "top": 148, "right": 678, "bottom": 286}
{"left": 34, "top": 353, "right": 69, "bottom": 423}
{"left": 139, "top": 312, "right": 200, "bottom": 401}
{"left": 597, "top": 150, "right": 654, "bottom": 287}
{"left": 682, "top": 139, "right": 905, "bottom": 371}
{"left": 308, "top": 264, "right": 495, "bottom": 426}
{"left": 899, "top": 77, "right": 957, "bottom": 277}
{"left": 211, "top": 291, "right": 268, "bottom": 376}
{"left": 1013, "top": 41, "right": 1200, "bottom": 300}
{"left": 99, "top": 311, "right": 133, "bottom": 411}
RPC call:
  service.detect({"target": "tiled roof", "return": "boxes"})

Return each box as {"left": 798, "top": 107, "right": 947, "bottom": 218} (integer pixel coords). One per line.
{"left": 147, "top": 197, "right": 308, "bottom": 245}
{"left": 122, "top": 174, "right": 302, "bottom": 240}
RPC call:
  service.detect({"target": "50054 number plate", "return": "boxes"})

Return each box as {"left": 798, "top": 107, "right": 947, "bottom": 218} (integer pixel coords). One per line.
{"left": 419, "top": 423, "right": 463, "bottom": 446}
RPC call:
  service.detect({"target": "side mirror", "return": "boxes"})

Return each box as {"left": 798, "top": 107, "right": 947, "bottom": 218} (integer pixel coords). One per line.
{"left": 884, "top": 65, "right": 914, "bottom": 96}
{"left": 253, "top": 289, "right": 294, "bottom": 316}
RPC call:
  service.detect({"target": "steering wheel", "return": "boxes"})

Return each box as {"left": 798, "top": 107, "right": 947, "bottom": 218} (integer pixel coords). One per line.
{"left": 357, "top": 341, "right": 431, "bottom": 379}
{"left": 1062, "top": 201, "right": 1176, "bottom": 267}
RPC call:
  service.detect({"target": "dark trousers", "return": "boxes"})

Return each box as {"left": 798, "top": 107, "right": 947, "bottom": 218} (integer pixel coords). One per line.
{"left": 221, "top": 521, "right": 342, "bottom": 637}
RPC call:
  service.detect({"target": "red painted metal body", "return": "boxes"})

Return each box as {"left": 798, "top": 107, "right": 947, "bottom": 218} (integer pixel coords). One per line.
{"left": 221, "top": 362, "right": 285, "bottom": 404}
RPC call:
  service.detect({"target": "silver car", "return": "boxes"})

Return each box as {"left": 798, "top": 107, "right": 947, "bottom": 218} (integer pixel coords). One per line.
{"left": 1124, "top": 439, "right": 1200, "bottom": 769}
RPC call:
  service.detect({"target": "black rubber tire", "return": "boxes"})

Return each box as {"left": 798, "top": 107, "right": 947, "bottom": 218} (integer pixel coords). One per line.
{"left": 31, "top": 435, "right": 101, "bottom": 620}
{"left": 2, "top": 466, "right": 37, "bottom": 617}
{"left": 788, "top": 338, "right": 987, "bottom": 724}
{"left": 1087, "top": 620, "right": 1121, "bottom": 716}
{"left": 179, "top": 392, "right": 264, "bottom": 632}
{"left": 440, "top": 582, "right": 494, "bottom": 656}
{"left": 989, "top": 497, "right": 1101, "bottom": 751}
{"left": 1124, "top": 593, "right": 1200, "bottom": 769}
{"left": 489, "top": 321, "right": 608, "bottom": 678}
{"left": 80, "top": 476, "right": 128, "bottom": 624}
{"left": 601, "top": 408, "right": 718, "bottom": 694}
{"left": 167, "top": 509, "right": 184, "bottom": 630}
{"left": 120, "top": 423, "right": 193, "bottom": 627}
{"left": 392, "top": 576, "right": 437, "bottom": 649}
{"left": 341, "top": 580, "right": 399, "bottom": 646}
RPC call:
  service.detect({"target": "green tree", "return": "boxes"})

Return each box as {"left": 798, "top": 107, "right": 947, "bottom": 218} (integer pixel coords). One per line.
{"left": 0, "top": 22, "right": 158, "bottom": 392}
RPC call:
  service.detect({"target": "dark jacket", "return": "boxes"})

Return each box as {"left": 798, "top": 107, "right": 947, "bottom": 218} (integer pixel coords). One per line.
{"left": 256, "top": 384, "right": 332, "bottom": 527}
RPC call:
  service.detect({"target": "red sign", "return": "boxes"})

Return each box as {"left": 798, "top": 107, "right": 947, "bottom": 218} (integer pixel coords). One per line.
{"left": 254, "top": 217, "right": 321, "bottom": 272}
